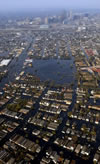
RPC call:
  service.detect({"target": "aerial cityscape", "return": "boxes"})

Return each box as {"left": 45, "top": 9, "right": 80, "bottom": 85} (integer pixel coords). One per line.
{"left": 0, "top": 0, "right": 100, "bottom": 164}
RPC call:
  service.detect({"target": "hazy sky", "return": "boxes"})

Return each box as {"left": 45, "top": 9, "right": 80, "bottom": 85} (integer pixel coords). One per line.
{"left": 0, "top": 0, "right": 100, "bottom": 11}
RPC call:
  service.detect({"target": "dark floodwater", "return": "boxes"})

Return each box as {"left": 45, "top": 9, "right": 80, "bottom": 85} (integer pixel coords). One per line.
{"left": 0, "top": 41, "right": 76, "bottom": 91}
{"left": 25, "top": 59, "right": 76, "bottom": 85}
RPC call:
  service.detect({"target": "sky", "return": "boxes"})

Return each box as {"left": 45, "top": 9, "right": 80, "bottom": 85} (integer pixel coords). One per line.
{"left": 0, "top": 0, "right": 100, "bottom": 11}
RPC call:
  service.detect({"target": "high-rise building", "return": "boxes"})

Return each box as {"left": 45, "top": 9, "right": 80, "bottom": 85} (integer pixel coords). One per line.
{"left": 61, "top": 10, "right": 67, "bottom": 22}
{"left": 45, "top": 17, "right": 48, "bottom": 24}
{"left": 69, "top": 10, "right": 72, "bottom": 20}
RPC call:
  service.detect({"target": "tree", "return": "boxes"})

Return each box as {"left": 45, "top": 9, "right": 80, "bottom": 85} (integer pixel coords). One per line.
{"left": 68, "top": 111, "right": 73, "bottom": 118}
